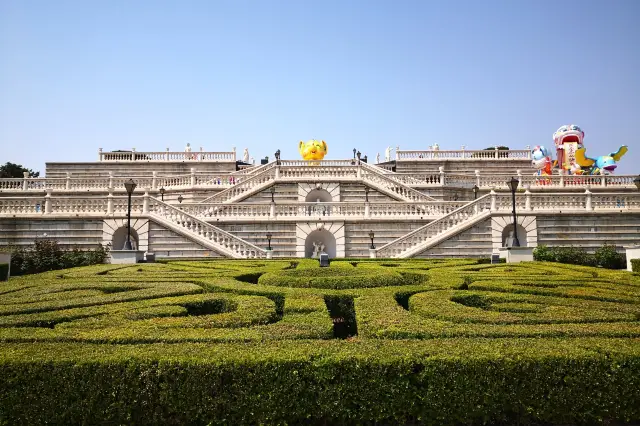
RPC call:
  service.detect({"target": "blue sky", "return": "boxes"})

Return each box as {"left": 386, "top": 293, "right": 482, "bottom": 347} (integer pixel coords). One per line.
{"left": 1, "top": 0, "right": 639, "bottom": 174}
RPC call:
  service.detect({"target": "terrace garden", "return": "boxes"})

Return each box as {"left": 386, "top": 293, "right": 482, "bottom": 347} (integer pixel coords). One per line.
{"left": 1, "top": 259, "right": 639, "bottom": 425}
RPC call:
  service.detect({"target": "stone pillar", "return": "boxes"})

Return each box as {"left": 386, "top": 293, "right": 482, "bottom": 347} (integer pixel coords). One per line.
{"left": 490, "top": 190, "right": 497, "bottom": 212}
{"left": 475, "top": 169, "right": 481, "bottom": 187}
{"left": 516, "top": 169, "right": 522, "bottom": 184}
{"left": 65, "top": 172, "right": 71, "bottom": 190}
{"left": 396, "top": 146, "right": 400, "bottom": 160}
{"left": 369, "top": 248, "right": 377, "bottom": 259}
{"left": 270, "top": 202, "right": 275, "bottom": 218}
{"left": 439, "top": 166, "right": 445, "bottom": 186}
{"left": 44, "top": 189, "right": 52, "bottom": 214}
{"left": 232, "top": 147, "right": 237, "bottom": 160}
{"left": 131, "top": 148, "right": 136, "bottom": 162}
{"left": 165, "top": 148, "right": 170, "bottom": 161}
{"left": 107, "top": 188, "right": 114, "bottom": 214}
{"left": 559, "top": 169, "right": 564, "bottom": 187}
{"left": 494, "top": 146, "right": 499, "bottom": 158}
{"left": 152, "top": 171, "right": 157, "bottom": 190}
{"left": 22, "top": 171, "right": 29, "bottom": 191}
{"left": 601, "top": 169, "right": 607, "bottom": 187}
{"left": 266, "top": 249, "right": 274, "bottom": 259}
{"left": 143, "top": 191, "right": 149, "bottom": 214}
{"left": 364, "top": 202, "right": 370, "bottom": 218}
{"left": 108, "top": 171, "right": 113, "bottom": 189}
{"left": 585, "top": 189, "right": 593, "bottom": 211}
{"left": 525, "top": 189, "right": 532, "bottom": 211}
{"left": 625, "top": 245, "right": 640, "bottom": 272}
{"left": 98, "top": 148, "right": 103, "bottom": 161}
{"left": 190, "top": 168, "right": 196, "bottom": 187}
{"left": 357, "top": 165, "right": 362, "bottom": 179}
{"left": 275, "top": 166, "right": 280, "bottom": 179}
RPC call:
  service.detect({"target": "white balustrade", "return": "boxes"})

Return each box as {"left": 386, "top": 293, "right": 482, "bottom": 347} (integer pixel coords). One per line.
{"left": 199, "top": 163, "right": 277, "bottom": 204}
{"left": 360, "top": 163, "right": 437, "bottom": 202}
{"left": 99, "top": 150, "right": 236, "bottom": 162}
{"left": 149, "top": 198, "right": 266, "bottom": 258}
{"left": 397, "top": 148, "right": 531, "bottom": 160}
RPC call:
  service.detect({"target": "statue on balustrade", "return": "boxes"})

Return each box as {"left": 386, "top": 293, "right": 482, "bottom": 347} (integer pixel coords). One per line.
{"left": 376, "top": 153, "right": 380, "bottom": 164}
{"left": 384, "top": 146, "right": 393, "bottom": 162}
{"left": 243, "top": 148, "right": 250, "bottom": 163}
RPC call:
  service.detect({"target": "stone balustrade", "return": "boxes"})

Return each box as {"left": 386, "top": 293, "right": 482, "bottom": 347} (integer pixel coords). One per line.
{"left": 98, "top": 148, "right": 236, "bottom": 162}
{"left": 396, "top": 147, "right": 531, "bottom": 160}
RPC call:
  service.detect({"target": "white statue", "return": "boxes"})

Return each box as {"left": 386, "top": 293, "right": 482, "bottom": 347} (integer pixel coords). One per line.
{"left": 432, "top": 143, "right": 440, "bottom": 151}
{"left": 184, "top": 143, "right": 192, "bottom": 153}
{"left": 319, "top": 242, "right": 325, "bottom": 254}
{"left": 243, "top": 148, "right": 249, "bottom": 163}
{"left": 376, "top": 152, "right": 380, "bottom": 164}
{"left": 385, "top": 146, "right": 393, "bottom": 162}
{"left": 312, "top": 241, "right": 320, "bottom": 258}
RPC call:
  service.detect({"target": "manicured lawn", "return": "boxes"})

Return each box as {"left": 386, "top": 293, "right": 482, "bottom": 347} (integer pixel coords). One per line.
{"left": 1, "top": 259, "right": 639, "bottom": 424}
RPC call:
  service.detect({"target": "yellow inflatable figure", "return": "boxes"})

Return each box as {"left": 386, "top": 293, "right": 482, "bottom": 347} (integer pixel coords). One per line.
{"left": 299, "top": 140, "right": 328, "bottom": 161}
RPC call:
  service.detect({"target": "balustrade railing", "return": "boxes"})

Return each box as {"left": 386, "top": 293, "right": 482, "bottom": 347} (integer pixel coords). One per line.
{"left": 361, "top": 163, "right": 437, "bottom": 202}
{"left": 98, "top": 149, "right": 236, "bottom": 162}
{"left": 149, "top": 198, "right": 266, "bottom": 258}
{"left": 199, "top": 163, "right": 277, "bottom": 204}
{"left": 397, "top": 148, "right": 531, "bottom": 160}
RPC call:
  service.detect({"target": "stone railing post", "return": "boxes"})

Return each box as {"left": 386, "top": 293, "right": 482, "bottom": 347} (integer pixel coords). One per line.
{"left": 525, "top": 189, "right": 532, "bottom": 211}
{"left": 494, "top": 146, "right": 499, "bottom": 159}
{"left": 395, "top": 146, "right": 400, "bottom": 160}
{"left": 107, "top": 188, "right": 114, "bottom": 214}
{"left": 22, "top": 171, "right": 29, "bottom": 191}
{"left": 108, "top": 172, "right": 114, "bottom": 189}
{"left": 525, "top": 145, "right": 531, "bottom": 159}
{"left": 275, "top": 165, "right": 280, "bottom": 179}
{"left": 475, "top": 169, "right": 481, "bottom": 187}
{"left": 460, "top": 145, "right": 466, "bottom": 158}
{"left": 199, "top": 147, "right": 204, "bottom": 162}
{"left": 232, "top": 147, "right": 237, "bottom": 160}
{"left": 559, "top": 169, "right": 564, "bottom": 187}
{"left": 365, "top": 202, "right": 370, "bottom": 218}
{"left": 490, "top": 190, "right": 497, "bottom": 212}
{"left": 65, "top": 172, "right": 71, "bottom": 190}
{"left": 585, "top": 189, "right": 593, "bottom": 211}
{"left": 44, "top": 189, "right": 52, "bottom": 214}
{"left": 190, "top": 168, "right": 196, "bottom": 187}
{"left": 143, "top": 191, "right": 149, "bottom": 214}
{"left": 98, "top": 148, "right": 103, "bottom": 161}
{"left": 439, "top": 166, "right": 446, "bottom": 186}
{"left": 151, "top": 171, "right": 157, "bottom": 190}
{"left": 357, "top": 165, "right": 362, "bottom": 179}
{"left": 270, "top": 202, "right": 275, "bottom": 218}
{"left": 165, "top": 148, "right": 170, "bottom": 161}
{"left": 601, "top": 169, "right": 607, "bottom": 188}
{"left": 131, "top": 148, "right": 136, "bottom": 162}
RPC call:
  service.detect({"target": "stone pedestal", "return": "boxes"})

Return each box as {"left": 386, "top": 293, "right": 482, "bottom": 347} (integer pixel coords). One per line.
{"left": 369, "top": 248, "right": 377, "bottom": 259}
{"left": 266, "top": 249, "right": 274, "bottom": 259}
{"left": 110, "top": 250, "right": 145, "bottom": 264}
{"left": 0, "top": 253, "right": 11, "bottom": 279}
{"left": 499, "top": 247, "right": 534, "bottom": 263}
{"left": 625, "top": 245, "right": 640, "bottom": 272}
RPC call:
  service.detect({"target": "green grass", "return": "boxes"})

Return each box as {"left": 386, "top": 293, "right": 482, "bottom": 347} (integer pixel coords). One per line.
{"left": 1, "top": 259, "right": 640, "bottom": 425}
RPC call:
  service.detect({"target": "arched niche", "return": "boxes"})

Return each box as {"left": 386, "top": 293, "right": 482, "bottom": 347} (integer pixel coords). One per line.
{"left": 501, "top": 223, "right": 528, "bottom": 247}
{"left": 112, "top": 226, "right": 140, "bottom": 250}
{"left": 305, "top": 188, "right": 332, "bottom": 203}
{"left": 305, "top": 229, "right": 337, "bottom": 258}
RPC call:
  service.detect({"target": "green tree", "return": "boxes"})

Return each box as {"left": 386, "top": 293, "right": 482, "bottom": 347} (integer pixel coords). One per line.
{"left": 0, "top": 162, "right": 40, "bottom": 178}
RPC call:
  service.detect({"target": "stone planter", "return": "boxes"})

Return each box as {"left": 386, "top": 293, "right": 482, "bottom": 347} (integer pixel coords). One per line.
{"left": 266, "top": 249, "right": 273, "bottom": 259}
{"left": 110, "top": 250, "right": 145, "bottom": 264}
{"left": 369, "top": 248, "right": 377, "bottom": 259}
{"left": 625, "top": 245, "right": 640, "bottom": 272}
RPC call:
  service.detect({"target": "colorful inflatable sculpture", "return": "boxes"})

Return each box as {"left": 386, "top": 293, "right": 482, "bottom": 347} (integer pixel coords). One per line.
{"left": 299, "top": 140, "right": 328, "bottom": 161}
{"left": 553, "top": 124, "right": 584, "bottom": 173}
{"left": 575, "top": 146, "right": 628, "bottom": 175}
{"left": 531, "top": 145, "right": 553, "bottom": 176}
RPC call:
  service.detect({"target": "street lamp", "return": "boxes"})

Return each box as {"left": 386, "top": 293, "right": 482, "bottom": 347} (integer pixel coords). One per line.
{"left": 159, "top": 187, "right": 165, "bottom": 201}
{"left": 634, "top": 175, "right": 640, "bottom": 190}
{"left": 178, "top": 195, "right": 183, "bottom": 204}
{"left": 123, "top": 179, "right": 137, "bottom": 250}
{"left": 507, "top": 177, "right": 520, "bottom": 247}
{"left": 270, "top": 186, "right": 275, "bottom": 202}
{"left": 275, "top": 149, "right": 281, "bottom": 165}
{"left": 266, "top": 232, "right": 272, "bottom": 250}
{"left": 472, "top": 185, "right": 479, "bottom": 200}
{"left": 353, "top": 148, "right": 356, "bottom": 159}
{"left": 357, "top": 151, "right": 361, "bottom": 162}
{"left": 369, "top": 231, "right": 375, "bottom": 249}
{"left": 364, "top": 186, "right": 370, "bottom": 202}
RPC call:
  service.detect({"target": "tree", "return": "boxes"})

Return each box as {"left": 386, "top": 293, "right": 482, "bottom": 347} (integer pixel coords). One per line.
{"left": 0, "top": 162, "right": 40, "bottom": 178}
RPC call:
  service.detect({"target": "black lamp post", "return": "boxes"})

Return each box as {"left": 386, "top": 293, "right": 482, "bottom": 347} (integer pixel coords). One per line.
{"left": 159, "top": 187, "right": 165, "bottom": 201}
{"left": 357, "top": 151, "right": 361, "bottom": 161}
{"left": 266, "top": 232, "right": 272, "bottom": 250}
{"left": 369, "top": 231, "right": 375, "bottom": 249}
{"left": 472, "top": 185, "right": 478, "bottom": 200}
{"left": 123, "top": 179, "right": 137, "bottom": 250}
{"left": 634, "top": 175, "right": 640, "bottom": 190}
{"left": 275, "top": 149, "right": 281, "bottom": 165}
{"left": 178, "top": 195, "right": 183, "bottom": 204}
{"left": 507, "top": 177, "right": 520, "bottom": 247}
{"left": 364, "top": 186, "right": 370, "bottom": 202}
{"left": 353, "top": 148, "right": 356, "bottom": 159}
{"left": 270, "top": 186, "right": 275, "bottom": 202}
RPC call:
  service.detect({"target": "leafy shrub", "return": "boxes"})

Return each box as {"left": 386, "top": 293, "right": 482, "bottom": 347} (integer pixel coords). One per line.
{"left": 0, "top": 263, "right": 8, "bottom": 281}
{"left": 632, "top": 259, "right": 640, "bottom": 273}
{"left": 594, "top": 244, "right": 626, "bottom": 270}
{"left": 532, "top": 245, "right": 554, "bottom": 262}
{"left": 7, "top": 240, "right": 110, "bottom": 276}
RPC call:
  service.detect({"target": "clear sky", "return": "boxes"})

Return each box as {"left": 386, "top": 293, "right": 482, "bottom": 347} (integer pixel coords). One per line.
{"left": 1, "top": 0, "right": 639, "bottom": 174}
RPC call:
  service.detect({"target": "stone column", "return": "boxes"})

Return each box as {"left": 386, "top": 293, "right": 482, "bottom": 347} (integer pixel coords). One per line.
{"left": 190, "top": 168, "right": 196, "bottom": 187}
{"left": 439, "top": 166, "right": 445, "bottom": 186}
{"left": 65, "top": 172, "right": 71, "bottom": 190}
{"left": 490, "top": 190, "right": 497, "bottom": 212}
{"left": 270, "top": 202, "right": 276, "bottom": 218}
{"left": 601, "top": 169, "right": 607, "bottom": 187}
{"left": 107, "top": 188, "right": 114, "bottom": 214}
{"left": 22, "top": 171, "right": 29, "bottom": 191}
{"left": 585, "top": 189, "right": 593, "bottom": 211}
{"left": 143, "top": 191, "right": 149, "bottom": 214}
{"left": 131, "top": 148, "right": 136, "bottom": 162}
{"left": 108, "top": 172, "right": 113, "bottom": 189}
{"left": 494, "top": 146, "right": 499, "bottom": 158}
{"left": 364, "top": 202, "right": 370, "bottom": 218}
{"left": 395, "top": 146, "right": 399, "bottom": 160}
{"left": 525, "top": 189, "right": 532, "bottom": 211}
{"left": 232, "top": 147, "right": 237, "bottom": 160}
{"left": 98, "top": 148, "right": 103, "bottom": 161}
{"left": 275, "top": 165, "right": 280, "bottom": 179}
{"left": 475, "top": 169, "right": 481, "bottom": 187}
{"left": 165, "top": 148, "right": 170, "bottom": 161}
{"left": 151, "top": 171, "right": 157, "bottom": 190}
{"left": 357, "top": 165, "right": 362, "bottom": 179}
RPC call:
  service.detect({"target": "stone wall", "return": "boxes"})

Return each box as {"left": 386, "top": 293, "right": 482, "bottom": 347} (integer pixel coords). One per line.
{"left": 147, "top": 222, "right": 223, "bottom": 258}
{"left": 344, "top": 221, "right": 424, "bottom": 258}
{"left": 0, "top": 219, "right": 103, "bottom": 248}
{"left": 45, "top": 162, "right": 236, "bottom": 178}
{"left": 416, "top": 218, "right": 493, "bottom": 258}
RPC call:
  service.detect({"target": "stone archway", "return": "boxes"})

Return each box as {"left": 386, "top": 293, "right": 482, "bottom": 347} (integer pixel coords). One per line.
{"left": 112, "top": 226, "right": 140, "bottom": 250}
{"left": 305, "top": 189, "right": 332, "bottom": 203}
{"left": 501, "top": 223, "right": 528, "bottom": 247}
{"left": 491, "top": 216, "right": 538, "bottom": 252}
{"left": 305, "top": 229, "right": 337, "bottom": 258}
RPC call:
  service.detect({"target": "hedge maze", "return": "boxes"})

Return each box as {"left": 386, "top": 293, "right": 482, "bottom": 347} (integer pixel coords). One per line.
{"left": 1, "top": 259, "right": 640, "bottom": 424}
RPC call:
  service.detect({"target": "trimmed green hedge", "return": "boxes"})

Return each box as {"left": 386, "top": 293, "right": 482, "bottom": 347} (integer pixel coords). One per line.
{"left": 0, "top": 263, "right": 8, "bottom": 281}
{"left": 1, "top": 340, "right": 640, "bottom": 425}
{"left": 632, "top": 259, "right": 640, "bottom": 273}
{"left": 533, "top": 244, "right": 627, "bottom": 269}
